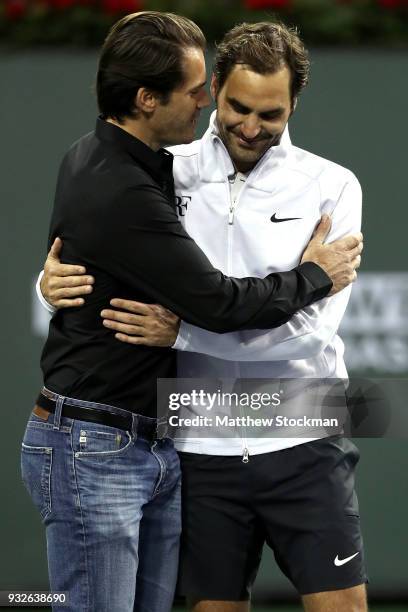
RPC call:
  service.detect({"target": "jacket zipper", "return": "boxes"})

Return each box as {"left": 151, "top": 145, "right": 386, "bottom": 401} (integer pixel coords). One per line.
{"left": 226, "top": 175, "right": 250, "bottom": 462}
{"left": 239, "top": 389, "right": 250, "bottom": 463}
{"left": 228, "top": 200, "right": 236, "bottom": 225}
{"left": 228, "top": 173, "right": 246, "bottom": 225}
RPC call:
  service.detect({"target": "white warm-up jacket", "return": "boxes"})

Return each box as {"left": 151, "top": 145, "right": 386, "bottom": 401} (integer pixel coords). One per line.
{"left": 169, "top": 113, "right": 362, "bottom": 457}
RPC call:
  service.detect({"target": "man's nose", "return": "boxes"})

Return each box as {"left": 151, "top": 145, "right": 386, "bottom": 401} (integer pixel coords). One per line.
{"left": 241, "top": 117, "right": 261, "bottom": 140}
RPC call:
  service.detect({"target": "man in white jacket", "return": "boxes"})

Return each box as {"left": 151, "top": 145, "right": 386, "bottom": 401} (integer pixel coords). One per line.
{"left": 37, "top": 22, "right": 367, "bottom": 612}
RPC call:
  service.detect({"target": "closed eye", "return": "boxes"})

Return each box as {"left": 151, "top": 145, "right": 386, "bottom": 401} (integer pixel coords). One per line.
{"left": 228, "top": 99, "right": 250, "bottom": 114}
{"left": 227, "top": 97, "right": 285, "bottom": 120}
{"left": 260, "top": 110, "right": 284, "bottom": 120}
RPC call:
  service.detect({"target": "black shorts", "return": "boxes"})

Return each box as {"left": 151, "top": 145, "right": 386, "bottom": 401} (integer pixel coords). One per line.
{"left": 178, "top": 436, "right": 368, "bottom": 601}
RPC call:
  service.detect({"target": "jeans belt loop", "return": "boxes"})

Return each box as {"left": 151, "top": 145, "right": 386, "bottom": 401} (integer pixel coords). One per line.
{"left": 53, "top": 395, "right": 65, "bottom": 431}
{"left": 131, "top": 413, "right": 139, "bottom": 440}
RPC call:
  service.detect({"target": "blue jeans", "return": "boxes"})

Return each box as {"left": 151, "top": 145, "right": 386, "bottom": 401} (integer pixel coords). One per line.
{"left": 21, "top": 392, "right": 181, "bottom": 612}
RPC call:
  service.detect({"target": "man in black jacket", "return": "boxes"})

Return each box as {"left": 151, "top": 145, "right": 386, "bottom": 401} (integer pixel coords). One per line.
{"left": 23, "top": 12, "right": 362, "bottom": 612}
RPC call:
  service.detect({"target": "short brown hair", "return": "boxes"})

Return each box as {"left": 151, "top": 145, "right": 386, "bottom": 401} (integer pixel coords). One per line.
{"left": 97, "top": 11, "right": 206, "bottom": 122}
{"left": 213, "top": 22, "right": 309, "bottom": 105}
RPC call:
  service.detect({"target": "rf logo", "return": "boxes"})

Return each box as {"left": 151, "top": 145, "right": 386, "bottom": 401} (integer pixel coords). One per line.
{"left": 175, "top": 195, "right": 191, "bottom": 217}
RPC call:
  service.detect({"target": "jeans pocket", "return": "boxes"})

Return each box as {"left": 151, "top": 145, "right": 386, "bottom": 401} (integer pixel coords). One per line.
{"left": 21, "top": 444, "right": 53, "bottom": 520}
{"left": 74, "top": 427, "right": 132, "bottom": 460}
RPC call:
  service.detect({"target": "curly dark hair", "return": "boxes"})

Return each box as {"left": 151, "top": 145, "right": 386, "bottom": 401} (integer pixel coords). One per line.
{"left": 213, "top": 22, "right": 309, "bottom": 105}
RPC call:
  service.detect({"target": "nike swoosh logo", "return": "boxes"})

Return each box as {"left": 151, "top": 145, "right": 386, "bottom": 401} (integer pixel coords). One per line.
{"left": 271, "top": 213, "right": 302, "bottom": 223}
{"left": 334, "top": 552, "right": 360, "bottom": 567}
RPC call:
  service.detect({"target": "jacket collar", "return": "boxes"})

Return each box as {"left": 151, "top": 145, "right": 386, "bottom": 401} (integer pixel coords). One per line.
{"left": 198, "top": 111, "right": 292, "bottom": 189}
{"left": 95, "top": 117, "right": 174, "bottom": 185}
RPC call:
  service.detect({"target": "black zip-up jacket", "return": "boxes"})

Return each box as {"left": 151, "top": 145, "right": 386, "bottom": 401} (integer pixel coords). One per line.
{"left": 41, "top": 119, "right": 332, "bottom": 416}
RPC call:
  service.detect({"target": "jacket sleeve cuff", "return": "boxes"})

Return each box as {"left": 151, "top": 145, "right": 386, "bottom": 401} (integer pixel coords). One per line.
{"left": 172, "top": 321, "right": 191, "bottom": 351}
{"left": 296, "top": 262, "right": 333, "bottom": 301}
{"left": 36, "top": 270, "right": 57, "bottom": 314}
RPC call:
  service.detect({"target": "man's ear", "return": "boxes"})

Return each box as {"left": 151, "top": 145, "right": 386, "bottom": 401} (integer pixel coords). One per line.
{"left": 210, "top": 73, "right": 219, "bottom": 101}
{"left": 134, "top": 87, "right": 158, "bottom": 114}
{"left": 290, "top": 97, "right": 298, "bottom": 115}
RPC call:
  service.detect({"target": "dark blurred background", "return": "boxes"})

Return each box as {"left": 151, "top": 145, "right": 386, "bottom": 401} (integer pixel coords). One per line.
{"left": 1, "top": 0, "right": 407, "bottom": 610}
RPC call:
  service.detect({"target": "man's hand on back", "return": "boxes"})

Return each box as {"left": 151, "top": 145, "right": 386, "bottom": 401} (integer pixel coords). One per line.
{"left": 41, "top": 237, "right": 94, "bottom": 308}
{"left": 301, "top": 215, "right": 363, "bottom": 296}
{"left": 101, "top": 300, "right": 180, "bottom": 347}
{"left": 39, "top": 238, "right": 180, "bottom": 346}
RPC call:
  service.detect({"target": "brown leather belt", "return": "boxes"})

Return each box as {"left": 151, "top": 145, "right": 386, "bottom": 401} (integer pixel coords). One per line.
{"left": 33, "top": 405, "right": 51, "bottom": 420}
